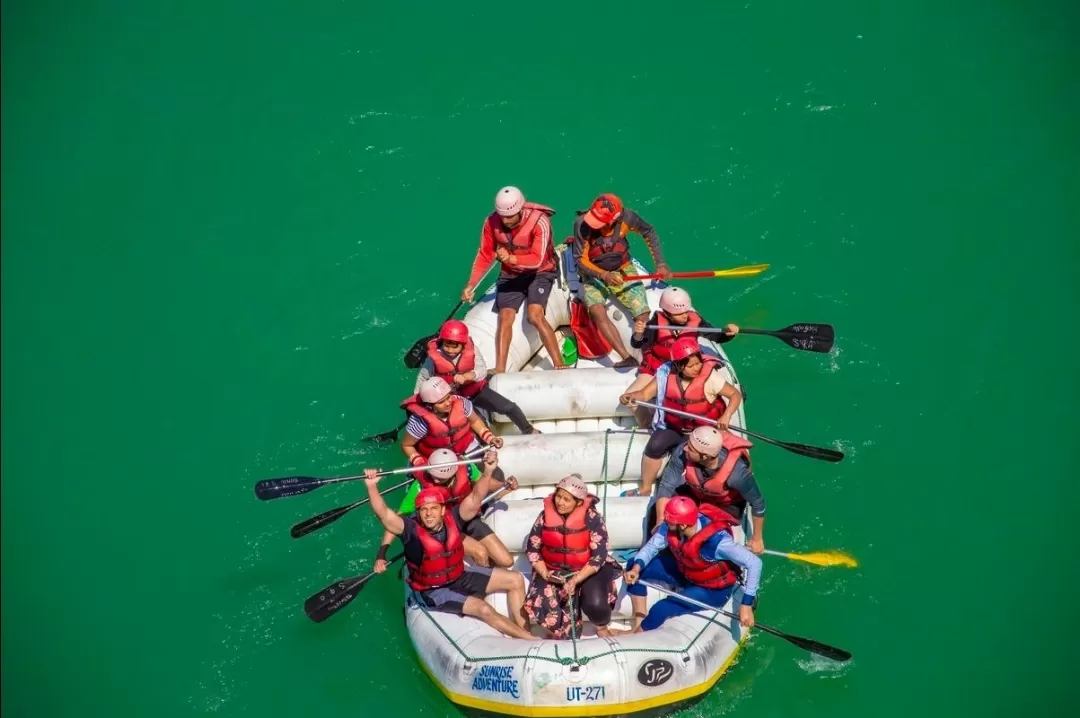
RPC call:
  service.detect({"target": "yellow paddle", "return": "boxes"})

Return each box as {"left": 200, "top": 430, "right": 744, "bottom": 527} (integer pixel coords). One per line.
{"left": 623, "top": 263, "right": 771, "bottom": 281}
{"left": 763, "top": 549, "right": 858, "bottom": 568}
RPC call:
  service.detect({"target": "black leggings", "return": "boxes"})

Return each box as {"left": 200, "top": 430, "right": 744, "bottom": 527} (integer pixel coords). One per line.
{"left": 472, "top": 385, "right": 534, "bottom": 434}
{"left": 576, "top": 564, "right": 620, "bottom": 627}
{"left": 643, "top": 427, "right": 686, "bottom": 459}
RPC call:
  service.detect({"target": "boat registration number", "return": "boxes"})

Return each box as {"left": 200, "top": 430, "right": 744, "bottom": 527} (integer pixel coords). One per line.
{"left": 566, "top": 685, "right": 606, "bottom": 702}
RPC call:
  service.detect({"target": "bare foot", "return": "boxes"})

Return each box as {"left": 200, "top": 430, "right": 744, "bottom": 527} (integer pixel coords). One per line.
{"left": 595, "top": 626, "right": 614, "bottom": 638}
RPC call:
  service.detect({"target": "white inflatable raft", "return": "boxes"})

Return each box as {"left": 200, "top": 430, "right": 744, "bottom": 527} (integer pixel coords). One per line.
{"left": 404, "top": 247, "right": 752, "bottom": 716}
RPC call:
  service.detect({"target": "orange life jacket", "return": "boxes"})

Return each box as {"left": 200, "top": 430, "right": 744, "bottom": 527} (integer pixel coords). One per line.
{"left": 425, "top": 338, "right": 486, "bottom": 399}
{"left": 682, "top": 432, "right": 754, "bottom": 508}
{"left": 661, "top": 359, "right": 725, "bottom": 433}
{"left": 640, "top": 311, "right": 704, "bottom": 374}
{"left": 538, "top": 494, "right": 596, "bottom": 571}
{"left": 667, "top": 503, "right": 741, "bottom": 589}
{"left": 418, "top": 464, "right": 472, "bottom": 507}
{"left": 487, "top": 202, "right": 557, "bottom": 274}
{"left": 406, "top": 516, "right": 466, "bottom": 591}
{"left": 400, "top": 394, "right": 475, "bottom": 457}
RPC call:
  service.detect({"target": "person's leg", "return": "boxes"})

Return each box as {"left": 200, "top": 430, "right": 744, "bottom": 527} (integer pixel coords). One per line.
{"left": 626, "top": 552, "right": 683, "bottom": 631}
{"left": 463, "top": 535, "right": 490, "bottom": 567}
{"left": 493, "top": 276, "right": 526, "bottom": 374}
{"left": 472, "top": 385, "right": 535, "bottom": 435}
{"left": 484, "top": 567, "right": 530, "bottom": 632}
{"left": 462, "top": 515, "right": 512, "bottom": 567}
{"left": 640, "top": 428, "right": 683, "bottom": 496}
{"left": 583, "top": 280, "right": 632, "bottom": 362}
{"left": 641, "top": 585, "right": 734, "bottom": 631}
{"left": 578, "top": 564, "right": 618, "bottom": 635}
{"left": 623, "top": 371, "right": 655, "bottom": 427}
{"left": 523, "top": 273, "right": 566, "bottom": 369}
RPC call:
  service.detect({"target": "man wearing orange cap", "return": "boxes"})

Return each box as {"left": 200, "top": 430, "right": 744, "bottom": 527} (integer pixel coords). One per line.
{"left": 571, "top": 194, "right": 672, "bottom": 369}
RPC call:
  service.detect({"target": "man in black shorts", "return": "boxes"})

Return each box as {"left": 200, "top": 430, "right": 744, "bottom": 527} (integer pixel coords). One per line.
{"left": 363, "top": 450, "right": 533, "bottom": 638}
{"left": 462, "top": 186, "right": 567, "bottom": 373}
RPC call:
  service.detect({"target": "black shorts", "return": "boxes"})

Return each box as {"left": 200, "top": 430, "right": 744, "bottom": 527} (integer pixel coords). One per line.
{"left": 462, "top": 515, "right": 495, "bottom": 540}
{"left": 644, "top": 427, "right": 686, "bottom": 459}
{"left": 418, "top": 567, "right": 493, "bottom": 615}
{"left": 494, "top": 271, "right": 556, "bottom": 312}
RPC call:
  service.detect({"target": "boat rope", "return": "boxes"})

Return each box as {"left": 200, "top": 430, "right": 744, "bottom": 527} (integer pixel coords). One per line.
{"left": 598, "top": 427, "right": 639, "bottom": 517}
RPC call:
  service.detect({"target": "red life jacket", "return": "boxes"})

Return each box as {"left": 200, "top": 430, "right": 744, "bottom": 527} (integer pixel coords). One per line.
{"left": 406, "top": 516, "right": 466, "bottom": 591}
{"left": 661, "top": 359, "right": 725, "bottom": 433}
{"left": 487, "top": 202, "right": 557, "bottom": 274}
{"left": 425, "top": 338, "right": 487, "bottom": 399}
{"left": 538, "top": 494, "right": 596, "bottom": 571}
{"left": 640, "top": 311, "right": 704, "bottom": 375}
{"left": 418, "top": 464, "right": 472, "bottom": 507}
{"left": 667, "top": 503, "right": 741, "bottom": 589}
{"left": 583, "top": 220, "right": 631, "bottom": 267}
{"left": 400, "top": 394, "right": 475, "bottom": 457}
{"left": 682, "top": 432, "right": 754, "bottom": 508}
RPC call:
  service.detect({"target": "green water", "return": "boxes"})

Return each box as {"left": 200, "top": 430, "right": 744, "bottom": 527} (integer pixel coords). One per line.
{"left": 3, "top": 1, "right": 1077, "bottom": 716}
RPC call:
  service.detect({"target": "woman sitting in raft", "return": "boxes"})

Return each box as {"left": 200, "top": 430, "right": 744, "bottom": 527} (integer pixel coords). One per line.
{"left": 363, "top": 450, "right": 533, "bottom": 639}
{"left": 400, "top": 377, "right": 503, "bottom": 470}
{"left": 373, "top": 448, "right": 519, "bottom": 573}
{"left": 414, "top": 320, "right": 539, "bottom": 435}
{"left": 619, "top": 336, "right": 742, "bottom": 502}
{"left": 523, "top": 475, "right": 622, "bottom": 638}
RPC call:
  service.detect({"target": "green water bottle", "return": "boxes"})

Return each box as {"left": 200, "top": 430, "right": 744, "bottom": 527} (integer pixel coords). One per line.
{"left": 561, "top": 335, "right": 578, "bottom": 366}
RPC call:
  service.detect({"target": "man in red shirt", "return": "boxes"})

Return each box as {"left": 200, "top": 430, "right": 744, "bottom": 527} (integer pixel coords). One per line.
{"left": 462, "top": 186, "right": 567, "bottom": 374}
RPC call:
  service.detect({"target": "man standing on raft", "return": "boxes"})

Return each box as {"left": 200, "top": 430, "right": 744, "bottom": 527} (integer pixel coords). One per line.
{"left": 462, "top": 186, "right": 567, "bottom": 374}
{"left": 571, "top": 193, "right": 672, "bottom": 368}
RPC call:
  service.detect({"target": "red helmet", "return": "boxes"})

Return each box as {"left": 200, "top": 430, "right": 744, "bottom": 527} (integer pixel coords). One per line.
{"left": 416, "top": 487, "right": 449, "bottom": 508}
{"left": 670, "top": 336, "right": 701, "bottom": 362}
{"left": 439, "top": 320, "right": 469, "bottom": 344}
{"left": 664, "top": 496, "right": 699, "bottom": 526}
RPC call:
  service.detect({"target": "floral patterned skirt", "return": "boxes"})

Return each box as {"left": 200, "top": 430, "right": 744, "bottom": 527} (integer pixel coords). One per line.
{"left": 524, "top": 562, "right": 621, "bottom": 639}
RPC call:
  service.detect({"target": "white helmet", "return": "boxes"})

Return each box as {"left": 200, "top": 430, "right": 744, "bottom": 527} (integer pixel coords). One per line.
{"left": 660, "top": 286, "right": 692, "bottom": 315}
{"left": 688, "top": 426, "right": 723, "bottom": 458}
{"left": 418, "top": 376, "right": 452, "bottom": 404}
{"left": 494, "top": 186, "right": 525, "bottom": 216}
{"left": 426, "top": 448, "right": 459, "bottom": 480}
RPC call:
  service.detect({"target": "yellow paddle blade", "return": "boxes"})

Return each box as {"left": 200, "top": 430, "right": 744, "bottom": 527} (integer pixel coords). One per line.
{"left": 712, "top": 263, "right": 771, "bottom": 278}
{"left": 786, "top": 551, "right": 859, "bottom": 568}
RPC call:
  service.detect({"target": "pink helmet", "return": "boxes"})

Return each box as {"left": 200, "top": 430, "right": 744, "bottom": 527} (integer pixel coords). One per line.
{"left": 439, "top": 320, "right": 469, "bottom": 344}
{"left": 495, "top": 186, "right": 525, "bottom": 216}
{"left": 688, "top": 426, "right": 723, "bottom": 458}
{"left": 659, "top": 287, "right": 692, "bottom": 315}
{"left": 418, "top": 376, "right": 452, "bottom": 404}
{"left": 426, "top": 448, "right": 459, "bottom": 480}
{"left": 556, "top": 473, "right": 588, "bottom": 500}
{"left": 669, "top": 336, "right": 701, "bottom": 362}
{"left": 664, "top": 496, "right": 699, "bottom": 526}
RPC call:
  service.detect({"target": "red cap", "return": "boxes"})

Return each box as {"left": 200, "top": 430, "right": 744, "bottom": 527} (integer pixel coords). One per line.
{"left": 582, "top": 193, "right": 623, "bottom": 229}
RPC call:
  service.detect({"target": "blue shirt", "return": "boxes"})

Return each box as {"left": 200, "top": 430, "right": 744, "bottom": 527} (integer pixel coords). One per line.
{"left": 632, "top": 515, "right": 762, "bottom": 602}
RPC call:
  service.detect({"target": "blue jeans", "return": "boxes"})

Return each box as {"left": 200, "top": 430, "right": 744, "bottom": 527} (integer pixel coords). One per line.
{"left": 626, "top": 553, "right": 734, "bottom": 631}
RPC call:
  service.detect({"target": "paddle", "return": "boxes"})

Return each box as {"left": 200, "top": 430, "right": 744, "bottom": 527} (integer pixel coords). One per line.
{"left": 763, "top": 549, "right": 858, "bottom": 568}
{"left": 623, "top": 263, "right": 770, "bottom": 282}
{"left": 638, "top": 580, "right": 850, "bottom": 662}
{"left": 253, "top": 457, "right": 482, "bottom": 501}
{"left": 305, "top": 553, "right": 406, "bottom": 623}
{"left": 290, "top": 479, "right": 412, "bottom": 538}
{"left": 633, "top": 401, "right": 845, "bottom": 463}
{"left": 402, "top": 264, "right": 498, "bottom": 369}
{"left": 647, "top": 323, "right": 835, "bottom": 354}
{"left": 305, "top": 490, "right": 508, "bottom": 623}
{"left": 360, "top": 419, "right": 407, "bottom": 444}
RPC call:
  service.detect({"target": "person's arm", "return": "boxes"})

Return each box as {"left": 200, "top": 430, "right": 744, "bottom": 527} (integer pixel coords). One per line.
{"left": 651, "top": 449, "right": 686, "bottom": 497}
{"left": 465, "top": 221, "right": 497, "bottom": 292}
{"left": 526, "top": 512, "right": 545, "bottom": 567}
{"left": 629, "top": 525, "right": 669, "bottom": 571}
{"left": 505, "top": 213, "right": 552, "bottom": 271}
{"left": 466, "top": 399, "right": 502, "bottom": 447}
{"left": 400, "top": 416, "right": 427, "bottom": 467}
{"left": 414, "top": 359, "right": 434, "bottom": 394}
{"left": 711, "top": 532, "right": 762, "bottom": 605}
{"left": 621, "top": 209, "right": 668, "bottom": 271}
{"left": 464, "top": 349, "right": 487, "bottom": 382}
{"left": 631, "top": 322, "right": 658, "bottom": 350}
{"left": 457, "top": 451, "right": 501, "bottom": 521}
{"left": 364, "top": 470, "right": 406, "bottom": 535}
{"left": 727, "top": 465, "right": 766, "bottom": 551}
{"left": 575, "top": 237, "right": 608, "bottom": 280}
{"left": 705, "top": 371, "right": 742, "bottom": 429}
{"left": 621, "top": 375, "right": 659, "bottom": 406}
{"left": 697, "top": 317, "right": 740, "bottom": 344}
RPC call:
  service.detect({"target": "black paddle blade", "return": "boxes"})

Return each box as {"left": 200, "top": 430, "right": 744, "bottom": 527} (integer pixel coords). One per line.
{"left": 775, "top": 440, "right": 845, "bottom": 463}
{"left": 304, "top": 575, "right": 369, "bottom": 623}
{"left": 291, "top": 501, "right": 363, "bottom": 539}
{"left": 403, "top": 333, "right": 437, "bottom": 369}
{"left": 254, "top": 477, "right": 323, "bottom": 501}
{"left": 361, "top": 420, "right": 405, "bottom": 444}
{"left": 776, "top": 323, "right": 835, "bottom": 353}
{"left": 755, "top": 624, "right": 852, "bottom": 662}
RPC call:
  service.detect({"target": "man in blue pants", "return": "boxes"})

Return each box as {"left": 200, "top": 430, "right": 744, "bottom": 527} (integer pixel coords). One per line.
{"left": 623, "top": 496, "right": 762, "bottom": 632}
